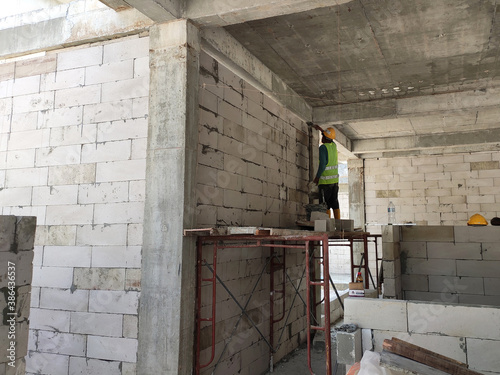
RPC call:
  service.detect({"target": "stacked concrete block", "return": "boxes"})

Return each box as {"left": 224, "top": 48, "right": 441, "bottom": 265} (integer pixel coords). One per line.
{"left": 196, "top": 51, "right": 313, "bottom": 374}
{"left": 365, "top": 152, "right": 500, "bottom": 226}
{"left": 0, "top": 35, "right": 149, "bottom": 375}
{"left": 336, "top": 328, "right": 362, "bottom": 366}
{"left": 344, "top": 298, "right": 500, "bottom": 374}
{"left": 381, "top": 224, "right": 500, "bottom": 307}
{"left": 197, "top": 52, "right": 310, "bottom": 230}
{"left": 381, "top": 225, "right": 402, "bottom": 299}
{"left": 0, "top": 215, "right": 36, "bottom": 374}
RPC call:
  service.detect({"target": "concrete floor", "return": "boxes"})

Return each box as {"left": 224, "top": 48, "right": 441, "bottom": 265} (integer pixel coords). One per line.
{"left": 265, "top": 320, "right": 347, "bottom": 375}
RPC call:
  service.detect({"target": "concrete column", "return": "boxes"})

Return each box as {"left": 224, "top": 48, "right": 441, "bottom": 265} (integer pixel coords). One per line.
{"left": 138, "top": 19, "right": 200, "bottom": 375}
{"left": 348, "top": 158, "right": 365, "bottom": 264}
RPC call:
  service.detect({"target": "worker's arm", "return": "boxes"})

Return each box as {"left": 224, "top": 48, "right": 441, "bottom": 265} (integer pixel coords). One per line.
{"left": 313, "top": 145, "right": 328, "bottom": 184}
{"left": 307, "top": 121, "right": 323, "bottom": 132}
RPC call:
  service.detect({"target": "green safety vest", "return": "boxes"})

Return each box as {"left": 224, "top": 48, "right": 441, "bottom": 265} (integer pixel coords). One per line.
{"left": 318, "top": 142, "right": 339, "bottom": 185}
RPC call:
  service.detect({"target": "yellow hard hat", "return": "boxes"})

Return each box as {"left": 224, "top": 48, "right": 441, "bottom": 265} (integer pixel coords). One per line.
{"left": 323, "top": 127, "right": 336, "bottom": 140}
{"left": 467, "top": 214, "right": 488, "bottom": 226}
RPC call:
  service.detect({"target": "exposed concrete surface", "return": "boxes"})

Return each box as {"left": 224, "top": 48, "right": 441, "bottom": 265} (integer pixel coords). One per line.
{"left": 0, "top": 5, "right": 153, "bottom": 59}
{"left": 200, "top": 27, "right": 312, "bottom": 122}
{"left": 6, "top": 0, "right": 500, "bottom": 156}
{"left": 223, "top": 0, "right": 500, "bottom": 155}
{"left": 185, "top": 0, "right": 353, "bottom": 26}
{"left": 138, "top": 20, "right": 199, "bottom": 375}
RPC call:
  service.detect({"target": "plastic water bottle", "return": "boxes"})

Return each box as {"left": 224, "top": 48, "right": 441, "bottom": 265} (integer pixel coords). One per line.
{"left": 388, "top": 201, "right": 396, "bottom": 225}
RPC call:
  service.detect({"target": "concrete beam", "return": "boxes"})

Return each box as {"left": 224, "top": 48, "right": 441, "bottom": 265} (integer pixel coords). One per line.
{"left": 0, "top": 7, "right": 153, "bottom": 59}
{"left": 120, "top": 0, "right": 179, "bottom": 22}
{"left": 138, "top": 19, "right": 200, "bottom": 375}
{"left": 98, "top": 0, "right": 132, "bottom": 11}
{"left": 352, "top": 129, "right": 500, "bottom": 158}
{"left": 99, "top": 0, "right": 352, "bottom": 25}
{"left": 314, "top": 86, "right": 500, "bottom": 124}
{"left": 187, "top": 0, "right": 353, "bottom": 26}
{"left": 201, "top": 27, "right": 358, "bottom": 159}
{"left": 200, "top": 27, "right": 360, "bottom": 160}
{"left": 201, "top": 27, "right": 311, "bottom": 121}
{"left": 314, "top": 99, "right": 397, "bottom": 124}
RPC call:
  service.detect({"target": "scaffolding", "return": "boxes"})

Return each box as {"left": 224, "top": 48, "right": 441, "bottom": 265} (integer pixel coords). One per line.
{"left": 191, "top": 229, "right": 376, "bottom": 375}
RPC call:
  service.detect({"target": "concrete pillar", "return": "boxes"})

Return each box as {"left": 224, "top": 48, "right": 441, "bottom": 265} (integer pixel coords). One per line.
{"left": 348, "top": 158, "right": 365, "bottom": 265}
{"left": 138, "top": 19, "right": 200, "bottom": 375}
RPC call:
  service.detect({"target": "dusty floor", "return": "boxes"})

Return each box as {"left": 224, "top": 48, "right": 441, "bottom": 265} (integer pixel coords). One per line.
{"left": 265, "top": 320, "right": 347, "bottom": 375}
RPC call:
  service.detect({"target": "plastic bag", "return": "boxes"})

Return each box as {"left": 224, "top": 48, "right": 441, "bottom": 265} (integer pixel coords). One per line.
{"left": 357, "top": 351, "right": 392, "bottom": 375}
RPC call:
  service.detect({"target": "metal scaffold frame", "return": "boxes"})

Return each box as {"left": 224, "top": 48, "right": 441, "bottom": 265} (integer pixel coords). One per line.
{"left": 194, "top": 233, "right": 331, "bottom": 375}
{"left": 191, "top": 230, "right": 377, "bottom": 375}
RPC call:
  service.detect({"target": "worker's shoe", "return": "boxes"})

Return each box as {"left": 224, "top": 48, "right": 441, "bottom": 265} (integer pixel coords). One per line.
{"left": 334, "top": 209, "right": 341, "bottom": 219}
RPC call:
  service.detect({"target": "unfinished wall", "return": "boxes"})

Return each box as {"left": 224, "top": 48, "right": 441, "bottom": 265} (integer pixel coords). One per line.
{"left": 0, "top": 34, "right": 149, "bottom": 374}
{"left": 382, "top": 225, "right": 500, "bottom": 306}
{"left": 196, "top": 51, "right": 311, "bottom": 374}
{"left": 345, "top": 297, "right": 500, "bottom": 375}
{"left": 0, "top": 216, "right": 36, "bottom": 374}
{"left": 364, "top": 152, "right": 500, "bottom": 226}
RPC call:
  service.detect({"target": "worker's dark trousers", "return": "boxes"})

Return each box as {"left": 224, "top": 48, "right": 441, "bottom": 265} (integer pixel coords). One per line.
{"left": 319, "top": 183, "right": 339, "bottom": 210}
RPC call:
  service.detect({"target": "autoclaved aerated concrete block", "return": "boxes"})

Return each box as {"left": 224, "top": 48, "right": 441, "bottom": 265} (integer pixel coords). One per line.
{"left": 12, "top": 75, "right": 40, "bottom": 96}
{"left": 383, "top": 260, "right": 401, "bottom": 279}
{"left": 401, "top": 225, "right": 454, "bottom": 242}
{"left": 467, "top": 338, "right": 500, "bottom": 373}
{"left": 404, "top": 258, "right": 456, "bottom": 276}
{"left": 427, "top": 242, "right": 481, "bottom": 260}
{"left": 454, "top": 226, "right": 500, "bottom": 243}
{"left": 382, "top": 242, "right": 400, "bottom": 260}
{"left": 402, "top": 274, "right": 429, "bottom": 292}
{"left": 57, "top": 46, "right": 102, "bottom": 70}
{"left": 456, "top": 260, "right": 500, "bottom": 278}
{"left": 428, "top": 275, "right": 484, "bottom": 294}
{"left": 408, "top": 301, "right": 500, "bottom": 340}
{"left": 87, "top": 336, "right": 138, "bottom": 362}
{"left": 344, "top": 298, "right": 408, "bottom": 332}
{"left": 382, "top": 225, "right": 400, "bottom": 243}
{"left": 457, "top": 294, "right": 500, "bottom": 306}
{"left": 400, "top": 241, "right": 427, "bottom": 258}
{"left": 70, "top": 312, "right": 123, "bottom": 337}
{"left": 337, "top": 328, "right": 362, "bottom": 365}
{"left": 69, "top": 357, "right": 121, "bottom": 375}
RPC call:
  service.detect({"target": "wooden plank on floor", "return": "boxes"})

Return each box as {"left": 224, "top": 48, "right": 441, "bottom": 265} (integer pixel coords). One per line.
{"left": 383, "top": 338, "right": 482, "bottom": 375}
{"left": 389, "top": 337, "right": 467, "bottom": 367}
{"left": 381, "top": 351, "right": 451, "bottom": 375}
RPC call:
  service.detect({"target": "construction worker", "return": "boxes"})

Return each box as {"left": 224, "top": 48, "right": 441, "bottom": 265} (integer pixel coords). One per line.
{"left": 310, "top": 123, "right": 340, "bottom": 219}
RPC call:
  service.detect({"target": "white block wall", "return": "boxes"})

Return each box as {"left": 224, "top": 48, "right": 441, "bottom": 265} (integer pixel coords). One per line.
{"left": 383, "top": 225, "right": 500, "bottom": 307}
{"left": 364, "top": 153, "right": 500, "bottom": 226}
{"left": 345, "top": 298, "right": 500, "bottom": 375}
{"left": 0, "top": 35, "right": 149, "bottom": 375}
{"left": 196, "top": 52, "right": 311, "bottom": 375}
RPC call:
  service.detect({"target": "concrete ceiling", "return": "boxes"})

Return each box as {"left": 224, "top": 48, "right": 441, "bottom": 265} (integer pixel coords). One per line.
{"left": 9, "top": 0, "right": 500, "bottom": 158}
{"left": 220, "top": 0, "right": 500, "bottom": 158}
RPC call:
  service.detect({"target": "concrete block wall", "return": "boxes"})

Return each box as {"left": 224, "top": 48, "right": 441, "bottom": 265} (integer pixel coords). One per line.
{"left": 0, "top": 216, "right": 36, "bottom": 375}
{"left": 197, "top": 52, "right": 311, "bottom": 229}
{"left": 0, "top": 35, "right": 149, "bottom": 375}
{"left": 196, "top": 52, "right": 310, "bottom": 374}
{"left": 364, "top": 152, "right": 500, "bottom": 226}
{"left": 345, "top": 298, "right": 500, "bottom": 375}
{"left": 382, "top": 225, "right": 500, "bottom": 307}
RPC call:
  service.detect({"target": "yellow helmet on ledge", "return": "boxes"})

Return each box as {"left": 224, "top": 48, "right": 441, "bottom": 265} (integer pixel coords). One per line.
{"left": 467, "top": 214, "right": 488, "bottom": 226}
